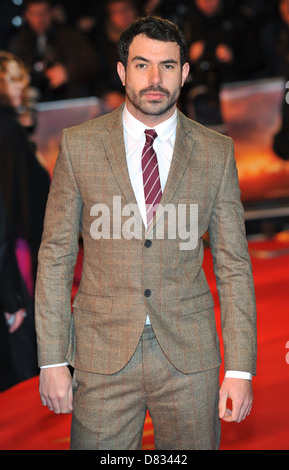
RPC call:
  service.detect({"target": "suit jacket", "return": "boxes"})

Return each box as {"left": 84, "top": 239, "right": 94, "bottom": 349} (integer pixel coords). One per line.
{"left": 35, "top": 104, "right": 257, "bottom": 376}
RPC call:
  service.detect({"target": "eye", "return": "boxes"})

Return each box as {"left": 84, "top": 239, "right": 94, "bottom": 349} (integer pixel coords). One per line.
{"left": 136, "top": 63, "right": 147, "bottom": 69}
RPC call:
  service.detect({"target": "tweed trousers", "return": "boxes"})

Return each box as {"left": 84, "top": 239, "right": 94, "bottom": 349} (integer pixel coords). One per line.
{"left": 70, "top": 325, "right": 221, "bottom": 450}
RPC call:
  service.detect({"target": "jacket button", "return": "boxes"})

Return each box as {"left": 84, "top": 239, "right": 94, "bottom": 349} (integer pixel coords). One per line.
{"left": 144, "top": 289, "right": 152, "bottom": 297}
{"left": 144, "top": 239, "right": 152, "bottom": 248}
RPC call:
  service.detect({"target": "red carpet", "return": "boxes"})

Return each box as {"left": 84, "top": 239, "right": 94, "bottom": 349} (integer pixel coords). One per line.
{"left": 0, "top": 239, "right": 288, "bottom": 450}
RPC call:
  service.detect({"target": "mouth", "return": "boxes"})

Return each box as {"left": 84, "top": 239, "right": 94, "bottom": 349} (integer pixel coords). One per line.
{"left": 144, "top": 92, "right": 166, "bottom": 100}
{"left": 141, "top": 87, "right": 169, "bottom": 101}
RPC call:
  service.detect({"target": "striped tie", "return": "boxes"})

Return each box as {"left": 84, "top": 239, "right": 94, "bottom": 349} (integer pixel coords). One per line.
{"left": 142, "top": 129, "right": 162, "bottom": 227}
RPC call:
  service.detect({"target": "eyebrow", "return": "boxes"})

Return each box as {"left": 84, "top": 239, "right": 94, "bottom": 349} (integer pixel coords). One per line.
{"left": 131, "top": 56, "right": 178, "bottom": 64}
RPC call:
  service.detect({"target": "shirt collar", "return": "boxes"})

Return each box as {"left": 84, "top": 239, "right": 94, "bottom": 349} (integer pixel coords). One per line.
{"left": 123, "top": 104, "right": 177, "bottom": 142}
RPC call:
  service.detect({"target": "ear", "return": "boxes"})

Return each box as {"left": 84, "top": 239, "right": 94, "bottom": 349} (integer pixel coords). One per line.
{"left": 117, "top": 62, "right": 126, "bottom": 86}
{"left": 181, "top": 62, "right": 190, "bottom": 87}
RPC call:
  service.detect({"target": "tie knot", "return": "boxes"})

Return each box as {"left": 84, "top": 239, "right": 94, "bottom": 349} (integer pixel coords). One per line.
{"left": 145, "top": 129, "right": 157, "bottom": 144}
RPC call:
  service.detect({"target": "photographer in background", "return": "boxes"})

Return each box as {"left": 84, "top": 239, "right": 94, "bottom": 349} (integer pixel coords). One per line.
{"left": 9, "top": 0, "right": 99, "bottom": 102}
{"left": 182, "top": 0, "right": 261, "bottom": 128}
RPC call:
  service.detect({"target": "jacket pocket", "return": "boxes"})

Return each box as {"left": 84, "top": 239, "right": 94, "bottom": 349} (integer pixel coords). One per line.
{"left": 180, "top": 290, "right": 215, "bottom": 316}
{"left": 72, "top": 292, "right": 113, "bottom": 314}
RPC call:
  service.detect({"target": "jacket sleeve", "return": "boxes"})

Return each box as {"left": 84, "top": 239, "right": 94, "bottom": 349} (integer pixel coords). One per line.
{"left": 208, "top": 137, "right": 257, "bottom": 375}
{"left": 35, "top": 129, "right": 83, "bottom": 366}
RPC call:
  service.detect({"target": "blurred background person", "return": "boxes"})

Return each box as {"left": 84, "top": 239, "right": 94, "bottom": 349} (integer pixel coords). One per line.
{"left": 0, "top": 51, "right": 50, "bottom": 286}
{"left": 50, "top": 0, "right": 103, "bottom": 39}
{"left": 0, "top": 189, "right": 38, "bottom": 393}
{"left": 8, "top": 0, "right": 99, "bottom": 102}
{"left": 182, "top": 0, "right": 262, "bottom": 128}
{"left": 272, "top": 83, "right": 289, "bottom": 161}
{"left": 139, "top": 0, "right": 190, "bottom": 28}
{"left": 259, "top": 0, "right": 289, "bottom": 78}
{"left": 258, "top": 0, "right": 289, "bottom": 160}
{"left": 225, "top": 0, "right": 279, "bottom": 29}
{"left": 93, "top": 0, "right": 139, "bottom": 112}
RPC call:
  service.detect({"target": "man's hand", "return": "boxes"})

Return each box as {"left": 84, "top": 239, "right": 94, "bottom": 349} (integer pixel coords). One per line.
{"left": 219, "top": 378, "right": 253, "bottom": 423}
{"left": 39, "top": 366, "right": 73, "bottom": 414}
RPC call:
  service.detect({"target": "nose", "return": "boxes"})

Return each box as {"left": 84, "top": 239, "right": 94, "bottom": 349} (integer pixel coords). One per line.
{"left": 148, "top": 65, "right": 162, "bottom": 86}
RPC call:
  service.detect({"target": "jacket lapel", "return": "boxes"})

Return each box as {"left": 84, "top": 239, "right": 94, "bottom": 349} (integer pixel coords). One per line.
{"left": 101, "top": 105, "right": 143, "bottom": 228}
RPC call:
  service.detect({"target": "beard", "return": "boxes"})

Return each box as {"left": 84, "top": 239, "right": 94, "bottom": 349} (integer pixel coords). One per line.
{"left": 125, "top": 84, "right": 181, "bottom": 117}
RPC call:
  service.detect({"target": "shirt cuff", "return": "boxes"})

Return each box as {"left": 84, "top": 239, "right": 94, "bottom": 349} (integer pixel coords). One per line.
{"left": 40, "top": 362, "right": 69, "bottom": 368}
{"left": 225, "top": 370, "right": 252, "bottom": 380}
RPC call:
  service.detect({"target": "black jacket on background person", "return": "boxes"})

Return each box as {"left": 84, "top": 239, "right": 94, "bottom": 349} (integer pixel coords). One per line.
{"left": 0, "top": 104, "right": 50, "bottom": 280}
{"left": 259, "top": 18, "right": 289, "bottom": 79}
{"left": 183, "top": 4, "right": 262, "bottom": 86}
{"left": 0, "top": 190, "right": 38, "bottom": 392}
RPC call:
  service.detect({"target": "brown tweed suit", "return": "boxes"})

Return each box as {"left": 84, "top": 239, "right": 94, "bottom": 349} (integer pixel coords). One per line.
{"left": 35, "top": 104, "right": 257, "bottom": 448}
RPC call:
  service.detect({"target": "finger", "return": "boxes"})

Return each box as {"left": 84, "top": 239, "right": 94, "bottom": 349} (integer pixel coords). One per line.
{"left": 43, "top": 395, "right": 55, "bottom": 412}
{"left": 48, "top": 394, "right": 62, "bottom": 414}
{"left": 222, "top": 400, "right": 241, "bottom": 423}
{"left": 221, "top": 408, "right": 235, "bottom": 422}
{"left": 231, "top": 401, "right": 243, "bottom": 422}
{"left": 40, "top": 393, "right": 47, "bottom": 407}
{"left": 53, "top": 389, "right": 72, "bottom": 414}
{"left": 68, "top": 385, "right": 73, "bottom": 412}
{"left": 58, "top": 396, "right": 70, "bottom": 414}
{"left": 39, "top": 389, "right": 59, "bottom": 413}
{"left": 237, "top": 394, "right": 254, "bottom": 422}
{"left": 232, "top": 400, "right": 252, "bottom": 423}
{"left": 218, "top": 392, "right": 228, "bottom": 419}
{"left": 224, "top": 409, "right": 232, "bottom": 419}
{"left": 240, "top": 401, "right": 253, "bottom": 422}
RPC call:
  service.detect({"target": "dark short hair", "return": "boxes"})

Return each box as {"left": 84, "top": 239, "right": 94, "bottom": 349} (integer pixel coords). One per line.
{"left": 118, "top": 16, "right": 188, "bottom": 67}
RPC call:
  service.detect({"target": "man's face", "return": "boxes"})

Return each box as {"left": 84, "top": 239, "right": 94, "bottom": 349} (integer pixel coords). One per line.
{"left": 25, "top": 3, "right": 53, "bottom": 35}
{"left": 117, "top": 34, "right": 189, "bottom": 125}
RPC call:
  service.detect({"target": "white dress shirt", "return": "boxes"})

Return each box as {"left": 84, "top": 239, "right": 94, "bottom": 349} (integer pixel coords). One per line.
{"left": 43, "top": 105, "right": 252, "bottom": 380}
{"left": 123, "top": 104, "right": 176, "bottom": 228}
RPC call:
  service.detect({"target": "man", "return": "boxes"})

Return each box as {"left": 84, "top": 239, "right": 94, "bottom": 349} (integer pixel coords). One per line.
{"left": 9, "top": 0, "right": 98, "bottom": 101}
{"left": 36, "top": 16, "right": 257, "bottom": 450}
